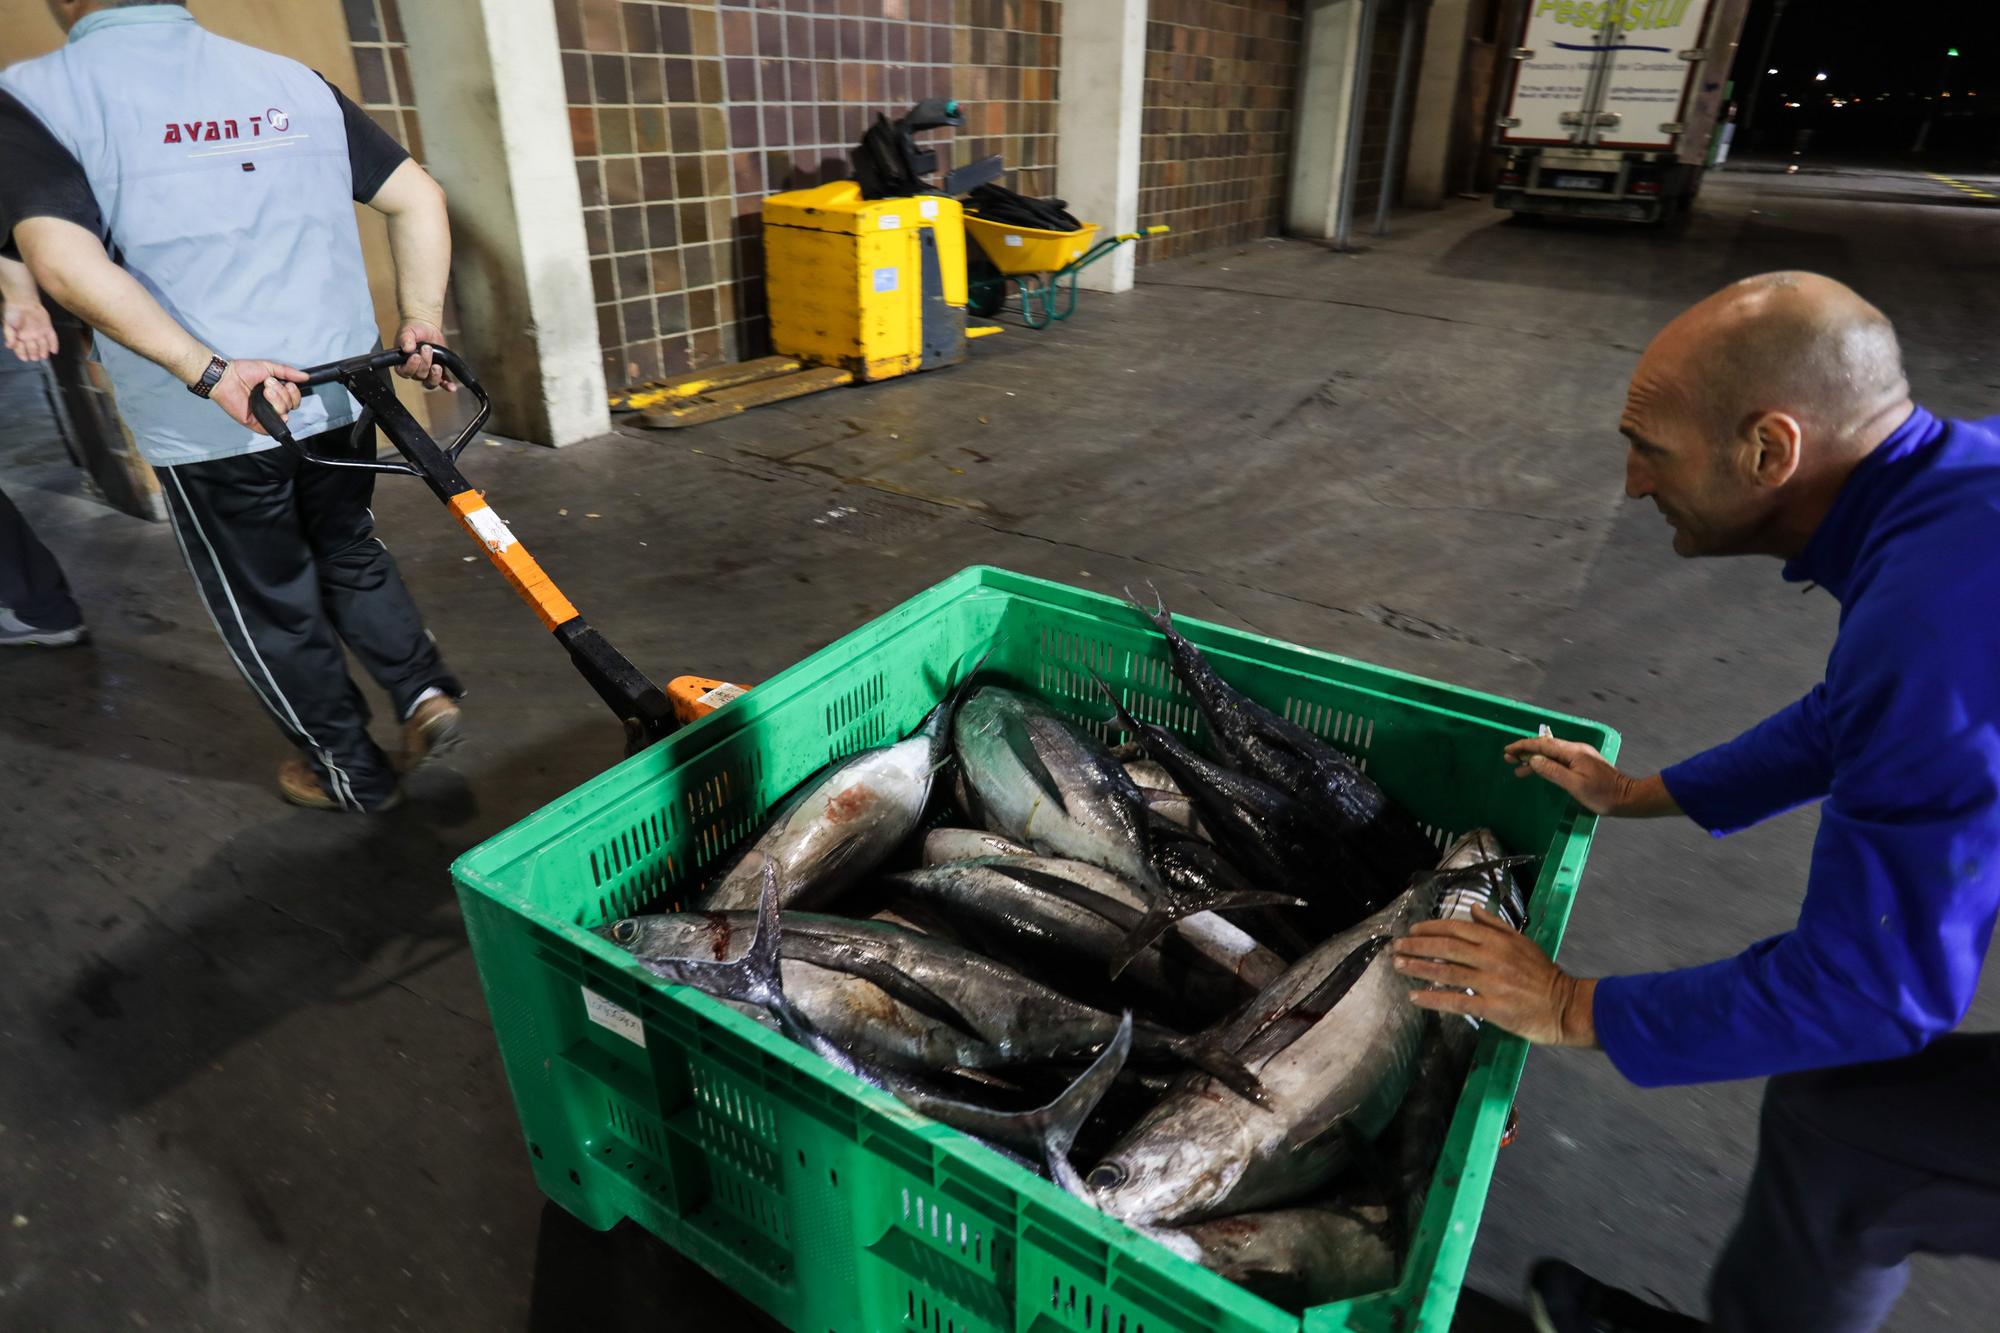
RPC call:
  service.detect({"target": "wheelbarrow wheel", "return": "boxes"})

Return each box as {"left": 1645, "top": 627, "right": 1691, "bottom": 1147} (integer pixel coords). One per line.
{"left": 967, "top": 252, "right": 1007, "bottom": 318}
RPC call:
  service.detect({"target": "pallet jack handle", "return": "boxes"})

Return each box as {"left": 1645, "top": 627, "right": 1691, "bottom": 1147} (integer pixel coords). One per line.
{"left": 250, "top": 345, "right": 680, "bottom": 753}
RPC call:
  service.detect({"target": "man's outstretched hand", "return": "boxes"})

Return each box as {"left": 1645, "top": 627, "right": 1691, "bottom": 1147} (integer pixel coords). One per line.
{"left": 1503, "top": 736, "right": 1682, "bottom": 818}
{"left": 1394, "top": 906, "right": 1598, "bottom": 1047}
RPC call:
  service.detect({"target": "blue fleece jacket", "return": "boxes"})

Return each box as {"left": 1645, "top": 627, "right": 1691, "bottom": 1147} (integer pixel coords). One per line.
{"left": 1593, "top": 406, "right": 2000, "bottom": 1087}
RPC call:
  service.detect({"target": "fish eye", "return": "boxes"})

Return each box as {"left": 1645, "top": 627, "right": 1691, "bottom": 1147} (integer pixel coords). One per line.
{"left": 1085, "top": 1163, "right": 1126, "bottom": 1191}
{"left": 610, "top": 919, "right": 638, "bottom": 945}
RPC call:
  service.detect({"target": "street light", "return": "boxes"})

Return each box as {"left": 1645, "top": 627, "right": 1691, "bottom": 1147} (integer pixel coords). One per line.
{"left": 1814, "top": 72, "right": 1828, "bottom": 82}
{"left": 1947, "top": 48, "right": 1960, "bottom": 57}
{"left": 1767, "top": 67, "right": 1779, "bottom": 74}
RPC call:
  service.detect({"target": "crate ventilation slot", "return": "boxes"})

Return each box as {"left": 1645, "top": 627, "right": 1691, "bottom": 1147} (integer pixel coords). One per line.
{"left": 606, "top": 1097, "right": 667, "bottom": 1158}
{"left": 1285, "top": 697, "right": 1375, "bottom": 753}
{"left": 584, "top": 807, "right": 680, "bottom": 922}
{"left": 1050, "top": 1276, "right": 1140, "bottom": 1332}
{"left": 899, "top": 1187, "right": 987, "bottom": 1267}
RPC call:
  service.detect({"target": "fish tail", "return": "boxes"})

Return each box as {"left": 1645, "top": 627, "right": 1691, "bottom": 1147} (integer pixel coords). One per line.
{"left": 1085, "top": 668, "right": 1145, "bottom": 745}
{"left": 1123, "top": 582, "right": 1173, "bottom": 633}
{"left": 636, "top": 856, "right": 802, "bottom": 1036}
{"left": 921, "top": 647, "right": 995, "bottom": 764}
{"left": 1027, "top": 1012, "right": 1134, "bottom": 1195}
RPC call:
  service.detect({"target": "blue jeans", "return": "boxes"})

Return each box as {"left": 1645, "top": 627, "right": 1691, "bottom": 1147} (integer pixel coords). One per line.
{"left": 1709, "top": 1033, "right": 2000, "bottom": 1332}
{"left": 0, "top": 484, "right": 82, "bottom": 629}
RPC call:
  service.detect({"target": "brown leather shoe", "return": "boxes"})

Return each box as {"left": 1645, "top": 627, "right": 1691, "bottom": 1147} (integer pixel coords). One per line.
{"left": 278, "top": 757, "right": 401, "bottom": 812}
{"left": 399, "top": 694, "right": 465, "bottom": 773}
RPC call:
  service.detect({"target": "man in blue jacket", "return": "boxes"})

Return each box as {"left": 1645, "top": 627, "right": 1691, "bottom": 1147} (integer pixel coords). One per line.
{"left": 1393, "top": 271, "right": 2000, "bottom": 1332}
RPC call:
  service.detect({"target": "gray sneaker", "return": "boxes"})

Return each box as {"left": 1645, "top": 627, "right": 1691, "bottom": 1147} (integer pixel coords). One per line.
{"left": 0, "top": 604, "right": 88, "bottom": 648}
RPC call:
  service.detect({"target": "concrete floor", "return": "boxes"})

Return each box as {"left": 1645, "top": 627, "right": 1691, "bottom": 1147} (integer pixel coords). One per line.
{"left": 3, "top": 158, "right": 1998, "bottom": 1332}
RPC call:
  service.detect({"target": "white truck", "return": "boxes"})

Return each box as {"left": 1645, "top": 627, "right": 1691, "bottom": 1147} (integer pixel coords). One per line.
{"left": 1493, "top": 0, "right": 1750, "bottom": 223}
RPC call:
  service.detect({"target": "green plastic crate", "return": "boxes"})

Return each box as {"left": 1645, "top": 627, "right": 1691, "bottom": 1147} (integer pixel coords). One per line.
{"left": 452, "top": 566, "right": 1616, "bottom": 1333}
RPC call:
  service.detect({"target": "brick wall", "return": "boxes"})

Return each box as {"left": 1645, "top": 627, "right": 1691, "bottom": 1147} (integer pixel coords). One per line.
{"left": 1138, "top": 0, "right": 1301, "bottom": 264}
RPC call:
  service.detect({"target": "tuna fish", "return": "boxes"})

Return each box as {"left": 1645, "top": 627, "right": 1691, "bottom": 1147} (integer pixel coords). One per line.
{"left": 1083, "top": 877, "right": 1441, "bottom": 1226}
{"left": 697, "top": 695, "right": 957, "bottom": 911}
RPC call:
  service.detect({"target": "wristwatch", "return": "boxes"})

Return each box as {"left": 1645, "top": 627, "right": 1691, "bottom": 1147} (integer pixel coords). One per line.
{"left": 187, "top": 354, "right": 227, "bottom": 399}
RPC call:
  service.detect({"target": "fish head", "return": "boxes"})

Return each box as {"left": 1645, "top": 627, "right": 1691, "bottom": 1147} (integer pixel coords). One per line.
{"left": 595, "top": 911, "right": 738, "bottom": 963}
{"left": 1084, "top": 1091, "right": 1257, "bottom": 1226}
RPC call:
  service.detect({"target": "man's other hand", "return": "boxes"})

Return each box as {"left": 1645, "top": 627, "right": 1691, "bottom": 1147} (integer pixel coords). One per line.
{"left": 394, "top": 321, "right": 457, "bottom": 392}
{"left": 3, "top": 300, "right": 58, "bottom": 362}
{"left": 1503, "top": 736, "right": 1643, "bottom": 815}
{"left": 211, "top": 359, "right": 308, "bottom": 433}
{"left": 1393, "top": 907, "right": 1598, "bottom": 1047}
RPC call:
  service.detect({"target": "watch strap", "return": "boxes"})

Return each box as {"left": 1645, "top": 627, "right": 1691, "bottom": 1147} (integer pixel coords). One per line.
{"left": 188, "top": 355, "right": 227, "bottom": 399}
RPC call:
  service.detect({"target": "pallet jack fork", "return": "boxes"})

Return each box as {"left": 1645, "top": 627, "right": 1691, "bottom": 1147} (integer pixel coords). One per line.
{"left": 251, "top": 346, "right": 739, "bottom": 752}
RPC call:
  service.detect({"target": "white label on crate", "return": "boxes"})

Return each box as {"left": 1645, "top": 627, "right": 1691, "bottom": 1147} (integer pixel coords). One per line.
{"left": 582, "top": 986, "right": 647, "bottom": 1048}
{"left": 878, "top": 214, "right": 901, "bottom": 230}
{"left": 919, "top": 199, "right": 939, "bottom": 219}
{"left": 696, "top": 681, "right": 747, "bottom": 709}
{"left": 872, "top": 266, "right": 899, "bottom": 293}
{"left": 464, "top": 505, "right": 516, "bottom": 554}
{"left": 1004, "top": 233, "right": 1024, "bottom": 247}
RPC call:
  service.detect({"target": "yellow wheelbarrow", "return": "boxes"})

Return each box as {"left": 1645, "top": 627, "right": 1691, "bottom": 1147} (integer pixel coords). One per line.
{"left": 962, "top": 215, "right": 1168, "bottom": 328}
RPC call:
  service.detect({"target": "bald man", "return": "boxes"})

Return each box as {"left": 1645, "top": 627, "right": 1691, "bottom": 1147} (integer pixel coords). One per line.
{"left": 1393, "top": 273, "right": 2000, "bottom": 1333}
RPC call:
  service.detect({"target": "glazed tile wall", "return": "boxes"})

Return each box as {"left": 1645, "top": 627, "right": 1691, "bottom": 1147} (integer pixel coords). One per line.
{"left": 558, "top": 0, "right": 1062, "bottom": 389}
{"left": 342, "top": 0, "right": 424, "bottom": 160}
{"left": 1138, "top": 0, "right": 1300, "bottom": 264}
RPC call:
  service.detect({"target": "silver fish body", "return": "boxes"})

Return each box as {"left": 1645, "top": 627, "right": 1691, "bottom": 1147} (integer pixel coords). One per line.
{"left": 605, "top": 909, "right": 1222, "bottom": 1080}
{"left": 953, "top": 687, "right": 1159, "bottom": 887}
{"left": 698, "top": 700, "right": 952, "bottom": 911}
{"left": 921, "top": 827, "right": 1034, "bottom": 864}
{"left": 1084, "top": 880, "right": 1439, "bottom": 1226}
{"left": 1177, "top": 1203, "right": 1397, "bottom": 1310}
{"left": 886, "top": 856, "right": 1284, "bottom": 1029}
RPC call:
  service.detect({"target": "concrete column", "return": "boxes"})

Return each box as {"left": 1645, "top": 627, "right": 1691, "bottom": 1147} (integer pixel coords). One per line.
{"left": 1056, "top": 0, "right": 1146, "bottom": 294}
{"left": 1287, "top": 0, "right": 1366, "bottom": 239}
{"left": 1404, "top": 0, "right": 1473, "bottom": 209}
{"left": 399, "top": 0, "right": 609, "bottom": 447}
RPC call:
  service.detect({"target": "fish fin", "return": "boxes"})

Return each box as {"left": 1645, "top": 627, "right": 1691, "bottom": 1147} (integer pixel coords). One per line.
{"left": 997, "top": 706, "right": 1071, "bottom": 815}
{"left": 1234, "top": 935, "right": 1392, "bottom": 1068}
{"left": 1085, "top": 667, "right": 1144, "bottom": 745}
{"left": 1104, "top": 885, "right": 1303, "bottom": 981}
{"left": 1168, "top": 1032, "right": 1266, "bottom": 1106}
{"left": 1409, "top": 853, "right": 1539, "bottom": 887}
{"left": 637, "top": 855, "right": 786, "bottom": 1017}
{"left": 781, "top": 931, "right": 990, "bottom": 1043}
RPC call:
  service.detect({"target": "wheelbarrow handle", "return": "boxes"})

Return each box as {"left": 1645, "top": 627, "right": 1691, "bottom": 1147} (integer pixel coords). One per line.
{"left": 1111, "top": 225, "right": 1171, "bottom": 243}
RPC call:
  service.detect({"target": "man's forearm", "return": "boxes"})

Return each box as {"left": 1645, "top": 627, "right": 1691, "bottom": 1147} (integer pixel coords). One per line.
{"left": 16, "top": 217, "right": 211, "bottom": 383}
{"left": 377, "top": 162, "right": 451, "bottom": 327}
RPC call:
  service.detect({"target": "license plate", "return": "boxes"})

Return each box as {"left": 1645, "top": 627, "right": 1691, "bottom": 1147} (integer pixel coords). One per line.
{"left": 1551, "top": 173, "right": 1608, "bottom": 191}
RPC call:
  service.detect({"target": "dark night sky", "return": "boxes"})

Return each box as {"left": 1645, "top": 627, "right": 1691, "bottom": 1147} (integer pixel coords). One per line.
{"left": 1727, "top": 1, "right": 2000, "bottom": 152}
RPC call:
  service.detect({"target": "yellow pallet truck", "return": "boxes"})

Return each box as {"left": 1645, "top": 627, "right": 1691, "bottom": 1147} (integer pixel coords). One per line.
{"left": 249, "top": 347, "right": 740, "bottom": 750}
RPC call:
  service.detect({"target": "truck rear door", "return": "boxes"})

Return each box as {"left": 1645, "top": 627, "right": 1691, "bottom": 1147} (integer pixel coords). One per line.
{"left": 1498, "top": 3, "right": 1611, "bottom": 149}
{"left": 1592, "top": 1, "right": 1725, "bottom": 152}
